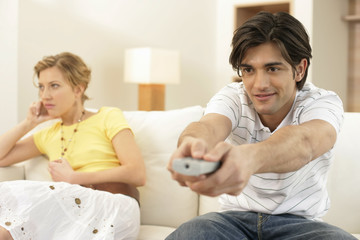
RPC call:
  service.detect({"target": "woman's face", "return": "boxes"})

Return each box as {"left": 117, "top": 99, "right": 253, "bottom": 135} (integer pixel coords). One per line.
{"left": 38, "top": 66, "right": 82, "bottom": 118}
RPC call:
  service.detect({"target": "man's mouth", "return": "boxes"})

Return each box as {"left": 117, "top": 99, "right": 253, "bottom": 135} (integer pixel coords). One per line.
{"left": 254, "top": 93, "right": 275, "bottom": 101}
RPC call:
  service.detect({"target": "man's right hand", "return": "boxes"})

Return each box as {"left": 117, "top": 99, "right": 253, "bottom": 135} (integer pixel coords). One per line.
{"left": 167, "top": 136, "right": 209, "bottom": 187}
{"left": 168, "top": 135, "right": 260, "bottom": 197}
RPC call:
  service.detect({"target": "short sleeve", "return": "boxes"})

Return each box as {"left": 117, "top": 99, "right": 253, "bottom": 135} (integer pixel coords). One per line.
{"left": 103, "top": 108, "right": 132, "bottom": 140}
{"left": 204, "top": 83, "right": 243, "bottom": 130}
{"left": 32, "top": 123, "right": 60, "bottom": 155}
{"left": 33, "top": 129, "right": 47, "bottom": 154}
{"left": 298, "top": 90, "right": 344, "bottom": 135}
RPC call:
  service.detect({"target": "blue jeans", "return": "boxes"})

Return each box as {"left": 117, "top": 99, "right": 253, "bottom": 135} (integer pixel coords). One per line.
{"left": 166, "top": 211, "right": 357, "bottom": 240}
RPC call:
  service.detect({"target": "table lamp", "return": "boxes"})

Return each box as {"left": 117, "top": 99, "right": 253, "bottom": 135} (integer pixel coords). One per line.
{"left": 124, "top": 47, "right": 180, "bottom": 111}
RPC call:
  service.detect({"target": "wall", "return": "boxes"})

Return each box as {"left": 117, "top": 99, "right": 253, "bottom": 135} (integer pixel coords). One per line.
{"left": 0, "top": 0, "right": 18, "bottom": 134}
{"left": 1, "top": 0, "right": 351, "bottom": 131}
{"left": 216, "top": 0, "right": 349, "bottom": 110}
{"left": 16, "top": 0, "right": 218, "bottom": 121}
{"left": 215, "top": 0, "right": 315, "bottom": 91}
{"left": 312, "top": 0, "right": 348, "bottom": 109}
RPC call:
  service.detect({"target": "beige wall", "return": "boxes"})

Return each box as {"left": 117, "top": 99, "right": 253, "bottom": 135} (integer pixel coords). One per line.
{"left": 16, "top": 0, "right": 219, "bottom": 121}
{"left": 312, "top": 0, "right": 348, "bottom": 108}
{"left": 0, "top": 0, "right": 18, "bottom": 134}
{"left": 218, "top": 0, "right": 349, "bottom": 109}
{"left": 1, "top": 0, "right": 350, "bottom": 133}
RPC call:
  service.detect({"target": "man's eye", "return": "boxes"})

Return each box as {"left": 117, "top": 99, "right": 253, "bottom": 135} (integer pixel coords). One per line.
{"left": 268, "top": 67, "right": 278, "bottom": 72}
{"left": 240, "top": 68, "right": 253, "bottom": 75}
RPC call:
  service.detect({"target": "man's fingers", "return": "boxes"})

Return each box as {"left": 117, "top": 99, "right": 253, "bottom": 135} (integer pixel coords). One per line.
{"left": 190, "top": 139, "right": 207, "bottom": 159}
{"left": 204, "top": 141, "right": 232, "bottom": 161}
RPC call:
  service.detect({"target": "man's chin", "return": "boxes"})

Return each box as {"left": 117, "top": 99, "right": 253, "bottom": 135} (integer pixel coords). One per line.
{"left": 254, "top": 106, "right": 275, "bottom": 116}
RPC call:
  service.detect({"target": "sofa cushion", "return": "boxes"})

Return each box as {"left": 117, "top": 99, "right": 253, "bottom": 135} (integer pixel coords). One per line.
{"left": 324, "top": 112, "right": 360, "bottom": 234}
{"left": 0, "top": 165, "right": 25, "bottom": 181}
{"left": 123, "top": 106, "right": 204, "bottom": 228}
{"left": 24, "top": 155, "right": 52, "bottom": 181}
{"left": 137, "top": 225, "right": 175, "bottom": 240}
{"left": 199, "top": 195, "right": 220, "bottom": 216}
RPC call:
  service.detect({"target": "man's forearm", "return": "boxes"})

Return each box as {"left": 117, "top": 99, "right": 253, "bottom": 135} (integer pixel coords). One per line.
{"left": 254, "top": 120, "right": 336, "bottom": 173}
{"left": 178, "top": 121, "right": 218, "bottom": 148}
{"left": 178, "top": 113, "right": 233, "bottom": 148}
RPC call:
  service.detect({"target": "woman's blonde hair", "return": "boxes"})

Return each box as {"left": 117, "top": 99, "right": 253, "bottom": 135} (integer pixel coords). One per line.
{"left": 33, "top": 52, "right": 91, "bottom": 103}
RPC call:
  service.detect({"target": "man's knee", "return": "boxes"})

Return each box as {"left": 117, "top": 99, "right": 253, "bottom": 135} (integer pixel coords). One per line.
{"left": 314, "top": 224, "right": 357, "bottom": 240}
{"left": 298, "top": 221, "right": 357, "bottom": 240}
{"left": 166, "top": 213, "right": 218, "bottom": 240}
{"left": 166, "top": 212, "right": 250, "bottom": 240}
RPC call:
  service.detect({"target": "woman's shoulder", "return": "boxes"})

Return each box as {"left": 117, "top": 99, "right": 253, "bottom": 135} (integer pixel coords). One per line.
{"left": 99, "top": 106, "right": 122, "bottom": 112}
{"left": 89, "top": 107, "right": 126, "bottom": 122}
{"left": 97, "top": 106, "right": 123, "bottom": 116}
{"left": 33, "top": 120, "right": 61, "bottom": 140}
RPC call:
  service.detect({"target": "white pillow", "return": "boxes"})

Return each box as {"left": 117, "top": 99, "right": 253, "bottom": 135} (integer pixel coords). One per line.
{"left": 324, "top": 112, "right": 360, "bottom": 233}
{"left": 0, "top": 165, "right": 25, "bottom": 181}
{"left": 124, "top": 105, "right": 204, "bottom": 228}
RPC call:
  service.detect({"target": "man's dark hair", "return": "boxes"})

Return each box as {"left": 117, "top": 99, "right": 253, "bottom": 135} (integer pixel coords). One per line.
{"left": 229, "top": 11, "right": 312, "bottom": 90}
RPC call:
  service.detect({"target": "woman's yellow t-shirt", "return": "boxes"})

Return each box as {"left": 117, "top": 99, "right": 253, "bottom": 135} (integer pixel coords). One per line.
{"left": 33, "top": 107, "right": 132, "bottom": 172}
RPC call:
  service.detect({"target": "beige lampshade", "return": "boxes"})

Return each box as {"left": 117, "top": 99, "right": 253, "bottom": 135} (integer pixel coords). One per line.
{"left": 123, "top": 47, "right": 180, "bottom": 84}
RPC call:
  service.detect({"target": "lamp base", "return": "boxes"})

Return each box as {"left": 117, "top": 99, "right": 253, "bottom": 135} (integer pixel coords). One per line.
{"left": 138, "top": 84, "right": 165, "bottom": 111}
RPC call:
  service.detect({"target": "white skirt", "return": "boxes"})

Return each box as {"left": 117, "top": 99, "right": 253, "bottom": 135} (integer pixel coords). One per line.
{"left": 0, "top": 180, "right": 140, "bottom": 240}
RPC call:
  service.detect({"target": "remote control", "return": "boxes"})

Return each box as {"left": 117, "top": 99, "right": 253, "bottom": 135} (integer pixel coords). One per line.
{"left": 172, "top": 157, "right": 221, "bottom": 176}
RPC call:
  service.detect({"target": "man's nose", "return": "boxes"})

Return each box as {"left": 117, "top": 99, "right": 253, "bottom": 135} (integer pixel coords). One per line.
{"left": 253, "top": 70, "right": 270, "bottom": 90}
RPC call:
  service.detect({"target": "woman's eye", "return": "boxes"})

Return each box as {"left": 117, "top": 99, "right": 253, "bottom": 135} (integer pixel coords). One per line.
{"left": 51, "top": 84, "right": 59, "bottom": 88}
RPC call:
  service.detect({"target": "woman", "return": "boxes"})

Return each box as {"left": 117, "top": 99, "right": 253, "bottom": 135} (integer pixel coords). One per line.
{"left": 0, "top": 52, "right": 146, "bottom": 240}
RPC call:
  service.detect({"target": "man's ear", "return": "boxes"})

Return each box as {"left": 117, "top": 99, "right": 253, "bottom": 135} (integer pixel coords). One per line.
{"left": 294, "top": 58, "right": 308, "bottom": 82}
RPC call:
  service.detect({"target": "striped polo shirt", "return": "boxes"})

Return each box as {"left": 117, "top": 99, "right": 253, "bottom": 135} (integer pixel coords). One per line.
{"left": 204, "top": 82, "right": 344, "bottom": 219}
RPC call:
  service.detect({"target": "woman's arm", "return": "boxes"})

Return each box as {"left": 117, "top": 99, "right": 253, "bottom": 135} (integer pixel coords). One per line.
{"left": 0, "top": 135, "right": 42, "bottom": 167}
{"left": 0, "top": 102, "right": 52, "bottom": 167}
{"left": 49, "top": 129, "right": 146, "bottom": 187}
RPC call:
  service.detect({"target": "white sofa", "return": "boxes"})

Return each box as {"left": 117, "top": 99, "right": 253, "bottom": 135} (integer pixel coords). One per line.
{"left": 0, "top": 105, "right": 359, "bottom": 239}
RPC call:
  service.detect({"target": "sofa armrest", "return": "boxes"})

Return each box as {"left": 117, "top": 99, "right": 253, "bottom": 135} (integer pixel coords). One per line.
{"left": 0, "top": 165, "right": 25, "bottom": 181}
{"left": 199, "top": 195, "right": 220, "bottom": 215}
{"left": 23, "top": 155, "right": 52, "bottom": 181}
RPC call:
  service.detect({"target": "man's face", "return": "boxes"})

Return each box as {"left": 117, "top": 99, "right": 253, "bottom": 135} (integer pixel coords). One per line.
{"left": 239, "top": 42, "right": 305, "bottom": 128}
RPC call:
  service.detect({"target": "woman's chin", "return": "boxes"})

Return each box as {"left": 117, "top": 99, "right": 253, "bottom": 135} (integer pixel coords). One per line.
{"left": 47, "top": 112, "right": 61, "bottom": 119}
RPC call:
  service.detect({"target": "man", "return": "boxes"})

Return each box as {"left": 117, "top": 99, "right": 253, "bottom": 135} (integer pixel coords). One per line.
{"left": 166, "top": 12, "right": 356, "bottom": 239}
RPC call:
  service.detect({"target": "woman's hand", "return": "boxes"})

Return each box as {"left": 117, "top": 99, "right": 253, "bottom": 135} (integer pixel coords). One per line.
{"left": 48, "top": 158, "right": 75, "bottom": 183}
{"left": 27, "top": 101, "right": 54, "bottom": 126}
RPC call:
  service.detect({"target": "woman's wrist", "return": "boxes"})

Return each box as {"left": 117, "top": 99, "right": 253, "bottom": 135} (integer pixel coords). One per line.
{"left": 20, "top": 118, "right": 38, "bottom": 133}
{"left": 70, "top": 171, "right": 97, "bottom": 185}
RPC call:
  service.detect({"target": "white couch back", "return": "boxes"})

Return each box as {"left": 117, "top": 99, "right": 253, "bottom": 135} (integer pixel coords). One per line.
{"left": 127, "top": 108, "right": 360, "bottom": 233}
{"left": 323, "top": 112, "right": 360, "bottom": 234}
{"left": 123, "top": 106, "right": 205, "bottom": 228}
{"left": 1, "top": 107, "right": 359, "bottom": 235}
{"left": 16, "top": 106, "right": 206, "bottom": 229}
